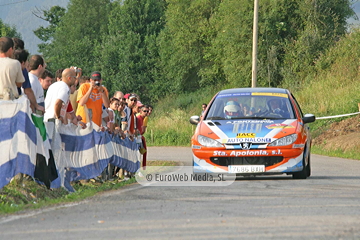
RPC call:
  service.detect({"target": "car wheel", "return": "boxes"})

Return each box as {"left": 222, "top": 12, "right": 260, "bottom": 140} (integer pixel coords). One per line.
{"left": 292, "top": 154, "right": 308, "bottom": 179}
{"left": 306, "top": 155, "right": 311, "bottom": 177}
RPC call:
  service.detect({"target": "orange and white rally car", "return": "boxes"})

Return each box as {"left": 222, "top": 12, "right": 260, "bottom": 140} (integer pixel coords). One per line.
{"left": 190, "top": 88, "right": 316, "bottom": 179}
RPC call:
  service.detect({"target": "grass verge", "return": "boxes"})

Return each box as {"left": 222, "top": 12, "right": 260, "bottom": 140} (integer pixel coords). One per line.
{"left": 312, "top": 145, "right": 360, "bottom": 160}
{"left": 0, "top": 160, "right": 179, "bottom": 216}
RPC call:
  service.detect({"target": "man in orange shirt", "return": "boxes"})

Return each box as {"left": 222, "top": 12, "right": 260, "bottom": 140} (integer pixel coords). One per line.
{"left": 76, "top": 71, "right": 109, "bottom": 127}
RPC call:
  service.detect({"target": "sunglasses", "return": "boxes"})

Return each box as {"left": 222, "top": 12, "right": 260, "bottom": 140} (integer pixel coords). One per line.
{"left": 130, "top": 99, "right": 137, "bottom": 102}
{"left": 143, "top": 110, "right": 149, "bottom": 113}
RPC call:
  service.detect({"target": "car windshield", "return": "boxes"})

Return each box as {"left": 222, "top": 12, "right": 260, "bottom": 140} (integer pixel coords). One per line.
{"left": 205, "top": 92, "right": 295, "bottom": 120}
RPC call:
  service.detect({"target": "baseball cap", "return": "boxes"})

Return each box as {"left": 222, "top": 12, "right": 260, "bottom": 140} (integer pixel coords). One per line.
{"left": 90, "top": 71, "right": 101, "bottom": 80}
{"left": 124, "top": 93, "right": 130, "bottom": 99}
{"left": 137, "top": 101, "right": 143, "bottom": 107}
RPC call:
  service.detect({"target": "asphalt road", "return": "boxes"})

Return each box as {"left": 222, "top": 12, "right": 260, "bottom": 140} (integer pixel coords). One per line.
{"left": 1, "top": 147, "right": 360, "bottom": 239}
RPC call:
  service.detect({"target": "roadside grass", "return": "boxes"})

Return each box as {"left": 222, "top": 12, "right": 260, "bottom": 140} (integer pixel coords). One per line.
{"left": 312, "top": 146, "right": 360, "bottom": 160}
{"left": 144, "top": 85, "right": 221, "bottom": 147}
{"left": 0, "top": 160, "right": 179, "bottom": 215}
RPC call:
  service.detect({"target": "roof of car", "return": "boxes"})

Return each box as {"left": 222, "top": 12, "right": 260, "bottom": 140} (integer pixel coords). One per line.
{"left": 218, "top": 87, "right": 289, "bottom": 95}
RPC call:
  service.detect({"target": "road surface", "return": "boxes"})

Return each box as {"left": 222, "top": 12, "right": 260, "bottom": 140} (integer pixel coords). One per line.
{"left": 1, "top": 147, "right": 360, "bottom": 239}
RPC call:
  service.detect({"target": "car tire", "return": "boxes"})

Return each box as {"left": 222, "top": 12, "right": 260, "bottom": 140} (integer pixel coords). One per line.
{"left": 306, "top": 154, "right": 311, "bottom": 177}
{"left": 292, "top": 154, "right": 308, "bottom": 179}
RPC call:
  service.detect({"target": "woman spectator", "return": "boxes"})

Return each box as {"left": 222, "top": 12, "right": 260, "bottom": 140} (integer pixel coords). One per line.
{"left": 107, "top": 97, "right": 120, "bottom": 133}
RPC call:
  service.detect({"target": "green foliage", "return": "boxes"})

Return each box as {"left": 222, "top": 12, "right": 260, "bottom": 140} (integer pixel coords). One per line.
{"left": 144, "top": 85, "right": 221, "bottom": 146}
{"left": 33, "top": 6, "right": 66, "bottom": 42}
{"left": 98, "top": 0, "right": 166, "bottom": 101}
{"left": 157, "top": 0, "right": 221, "bottom": 94}
{"left": 312, "top": 145, "right": 360, "bottom": 160}
{"left": 0, "top": 19, "right": 21, "bottom": 38}
{"left": 33, "top": 6, "right": 66, "bottom": 54}
{"left": 282, "top": 0, "right": 355, "bottom": 88}
{"left": 34, "top": 0, "right": 355, "bottom": 98}
{"left": 39, "top": 0, "right": 111, "bottom": 74}
{"left": 294, "top": 28, "right": 360, "bottom": 118}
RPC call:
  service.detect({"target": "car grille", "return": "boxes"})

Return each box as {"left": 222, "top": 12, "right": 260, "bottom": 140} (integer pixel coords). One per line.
{"left": 210, "top": 156, "right": 283, "bottom": 167}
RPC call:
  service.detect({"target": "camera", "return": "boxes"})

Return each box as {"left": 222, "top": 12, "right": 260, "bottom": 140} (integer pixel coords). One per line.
{"left": 95, "top": 81, "right": 100, "bottom": 86}
{"left": 73, "top": 66, "right": 81, "bottom": 73}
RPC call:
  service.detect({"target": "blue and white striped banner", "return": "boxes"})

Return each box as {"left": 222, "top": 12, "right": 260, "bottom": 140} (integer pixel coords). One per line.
{"left": 0, "top": 97, "right": 141, "bottom": 191}
{"left": 0, "top": 97, "right": 37, "bottom": 189}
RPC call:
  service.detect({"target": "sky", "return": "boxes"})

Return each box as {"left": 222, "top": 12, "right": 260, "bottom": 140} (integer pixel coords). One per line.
{"left": 0, "top": 0, "right": 69, "bottom": 54}
{"left": 0, "top": 0, "right": 360, "bottom": 54}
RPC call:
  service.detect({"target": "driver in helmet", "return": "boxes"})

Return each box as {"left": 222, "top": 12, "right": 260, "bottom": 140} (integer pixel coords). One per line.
{"left": 224, "top": 101, "right": 242, "bottom": 119}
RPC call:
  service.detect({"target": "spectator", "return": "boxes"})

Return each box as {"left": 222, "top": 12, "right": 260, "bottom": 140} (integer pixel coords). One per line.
{"left": 124, "top": 93, "right": 139, "bottom": 138}
{"left": 113, "top": 91, "right": 125, "bottom": 103}
{"left": 55, "top": 69, "right": 64, "bottom": 82}
{"left": 39, "top": 69, "right": 54, "bottom": 98}
{"left": 142, "top": 104, "right": 152, "bottom": 134}
{"left": 200, "top": 103, "right": 207, "bottom": 120}
{"left": 107, "top": 97, "right": 120, "bottom": 133}
{"left": 134, "top": 100, "right": 143, "bottom": 115}
{"left": 201, "top": 103, "right": 207, "bottom": 115}
{"left": 69, "top": 68, "right": 82, "bottom": 114}
{"left": 44, "top": 68, "right": 84, "bottom": 128}
{"left": 12, "top": 39, "right": 44, "bottom": 113}
{"left": 12, "top": 37, "right": 24, "bottom": 50}
{"left": 28, "top": 55, "right": 46, "bottom": 108}
{"left": 136, "top": 105, "right": 149, "bottom": 169}
{"left": 76, "top": 71, "right": 110, "bottom": 127}
{"left": 0, "top": 37, "right": 24, "bottom": 100}
{"left": 117, "top": 100, "right": 128, "bottom": 131}
{"left": 79, "top": 75, "right": 90, "bottom": 85}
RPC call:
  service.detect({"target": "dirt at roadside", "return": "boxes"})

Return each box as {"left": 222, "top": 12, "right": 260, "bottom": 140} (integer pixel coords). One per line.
{"left": 313, "top": 115, "right": 360, "bottom": 152}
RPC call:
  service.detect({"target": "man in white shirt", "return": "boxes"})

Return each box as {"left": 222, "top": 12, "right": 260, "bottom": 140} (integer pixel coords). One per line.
{"left": 0, "top": 37, "right": 24, "bottom": 99}
{"left": 44, "top": 68, "right": 78, "bottom": 124}
{"left": 28, "top": 55, "right": 46, "bottom": 107}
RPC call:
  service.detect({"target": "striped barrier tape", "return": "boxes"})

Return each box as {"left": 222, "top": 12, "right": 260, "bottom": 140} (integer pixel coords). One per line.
{"left": 316, "top": 111, "right": 360, "bottom": 120}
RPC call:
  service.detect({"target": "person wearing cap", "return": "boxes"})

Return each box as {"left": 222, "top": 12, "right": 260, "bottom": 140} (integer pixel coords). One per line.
{"left": 123, "top": 93, "right": 140, "bottom": 137}
{"left": 76, "top": 71, "right": 110, "bottom": 127}
{"left": 224, "top": 101, "right": 243, "bottom": 119}
{"left": 136, "top": 104, "right": 149, "bottom": 169}
{"left": 134, "top": 100, "right": 143, "bottom": 115}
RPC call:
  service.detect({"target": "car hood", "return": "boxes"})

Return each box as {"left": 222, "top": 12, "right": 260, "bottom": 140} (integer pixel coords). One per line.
{"left": 200, "top": 119, "right": 299, "bottom": 145}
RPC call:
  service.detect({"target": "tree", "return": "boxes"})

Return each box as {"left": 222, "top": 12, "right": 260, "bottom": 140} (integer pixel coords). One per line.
{"left": 39, "top": 0, "right": 111, "bottom": 74}
{"left": 98, "top": 0, "right": 166, "bottom": 101}
{"left": 33, "top": 6, "right": 66, "bottom": 54}
{"left": 0, "top": 19, "right": 21, "bottom": 38}
{"left": 282, "top": 0, "right": 355, "bottom": 88}
{"left": 156, "top": 0, "right": 221, "bottom": 94}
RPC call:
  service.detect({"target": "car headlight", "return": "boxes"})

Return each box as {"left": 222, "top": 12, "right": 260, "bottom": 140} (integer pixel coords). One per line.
{"left": 269, "top": 134, "right": 297, "bottom": 146}
{"left": 198, "top": 135, "right": 223, "bottom": 147}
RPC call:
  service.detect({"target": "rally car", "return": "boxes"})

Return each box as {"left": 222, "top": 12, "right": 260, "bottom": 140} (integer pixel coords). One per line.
{"left": 190, "top": 88, "right": 315, "bottom": 179}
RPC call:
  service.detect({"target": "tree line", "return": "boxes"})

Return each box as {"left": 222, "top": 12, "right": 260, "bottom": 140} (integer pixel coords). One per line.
{"left": 4, "top": 0, "right": 356, "bottom": 103}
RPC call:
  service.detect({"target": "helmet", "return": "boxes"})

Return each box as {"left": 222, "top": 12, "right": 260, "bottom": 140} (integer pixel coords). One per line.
{"left": 224, "top": 101, "right": 241, "bottom": 119}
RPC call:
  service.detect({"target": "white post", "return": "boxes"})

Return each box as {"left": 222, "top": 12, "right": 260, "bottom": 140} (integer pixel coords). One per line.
{"left": 251, "top": 0, "right": 259, "bottom": 88}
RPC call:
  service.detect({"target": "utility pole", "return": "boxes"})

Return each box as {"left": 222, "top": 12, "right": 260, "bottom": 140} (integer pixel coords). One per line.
{"left": 251, "top": 0, "right": 259, "bottom": 88}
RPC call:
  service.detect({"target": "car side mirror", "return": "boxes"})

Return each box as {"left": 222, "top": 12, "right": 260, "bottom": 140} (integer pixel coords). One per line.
{"left": 189, "top": 115, "right": 200, "bottom": 125}
{"left": 302, "top": 114, "right": 315, "bottom": 124}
